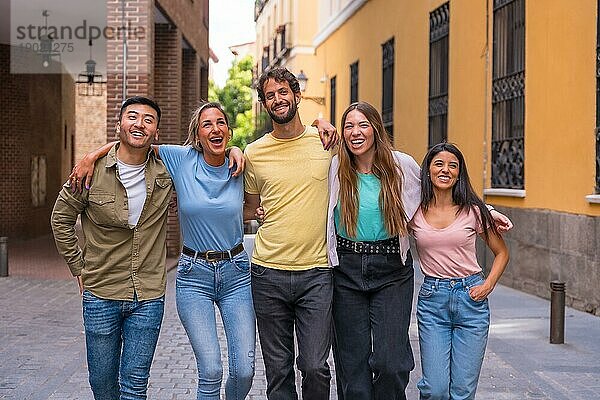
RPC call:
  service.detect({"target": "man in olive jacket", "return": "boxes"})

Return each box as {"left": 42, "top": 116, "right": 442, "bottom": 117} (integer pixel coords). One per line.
{"left": 51, "top": 96, "right": 172, "bottom": 399}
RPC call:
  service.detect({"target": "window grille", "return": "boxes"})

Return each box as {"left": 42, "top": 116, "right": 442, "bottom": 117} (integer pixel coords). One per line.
{"left": 330, "top": 76, "right": 337, "bottom": 127}
{"left": 491, "top": 0, "right": 525, "bottom": 189}
{"left": 350, "top": 61, "right": 359, "bottom": 104}
{"left": 428, "top": 2, "right": 449, "bottom": 148}
{"left": 382, "top": 38, "right": 395, "bottom": 140}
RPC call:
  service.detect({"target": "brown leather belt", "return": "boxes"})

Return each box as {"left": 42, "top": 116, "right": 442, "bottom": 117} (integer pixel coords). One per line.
{"left": 182, "top": 243, "right": 244, "bottom": 262}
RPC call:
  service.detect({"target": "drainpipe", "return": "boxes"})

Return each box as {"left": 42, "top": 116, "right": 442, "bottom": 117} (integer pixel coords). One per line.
{"left": 482, "top": 0, "right": 491, "bottom": 271}
{"left": 121, "top": 0, "right": 127, "bottom": 100}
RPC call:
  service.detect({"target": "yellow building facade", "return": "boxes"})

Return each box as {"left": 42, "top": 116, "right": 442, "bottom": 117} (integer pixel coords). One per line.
{"left": 254, "top": 0, "right": 327, "bottom": 133}
{"left": 259, "top": 0, "right": 600, "bottom": 315}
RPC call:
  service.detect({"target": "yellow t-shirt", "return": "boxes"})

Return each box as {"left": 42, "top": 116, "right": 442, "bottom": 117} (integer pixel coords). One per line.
{"left": 244, "top": 126, "right": 332, "bottom": 270}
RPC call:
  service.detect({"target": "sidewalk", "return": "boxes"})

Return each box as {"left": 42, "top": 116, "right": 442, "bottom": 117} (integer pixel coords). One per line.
{"left": 1, "top": 235, "right": 599, "bottom": 399}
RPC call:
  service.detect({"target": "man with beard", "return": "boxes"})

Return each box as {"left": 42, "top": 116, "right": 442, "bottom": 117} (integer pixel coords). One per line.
{"left": 243, "top": 67, "right": 335, "bottom": 400}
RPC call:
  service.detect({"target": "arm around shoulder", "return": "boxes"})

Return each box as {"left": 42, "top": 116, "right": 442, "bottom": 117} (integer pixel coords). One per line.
{"left": 243, "top": 192, "right": 261, "bottom": 223}
{"left": 71, "top": 141, "right": 117, "bottom": 191}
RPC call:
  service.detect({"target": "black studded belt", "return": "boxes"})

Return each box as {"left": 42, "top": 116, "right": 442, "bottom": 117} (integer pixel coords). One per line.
{"left": 182, "top": 243, "right": 244, "bottom": 262}
{"left": 336, "top": 235, "right": 400, "bottom": 254}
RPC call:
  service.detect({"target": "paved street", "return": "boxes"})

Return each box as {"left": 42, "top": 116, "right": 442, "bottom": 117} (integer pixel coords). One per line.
{"left": 1, "top": 236, "right": 600, "bottom": 399}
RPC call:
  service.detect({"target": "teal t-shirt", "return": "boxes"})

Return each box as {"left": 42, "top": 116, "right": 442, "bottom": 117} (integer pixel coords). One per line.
{"left": 334, "top": 173, "right": 391, "bottom": 241}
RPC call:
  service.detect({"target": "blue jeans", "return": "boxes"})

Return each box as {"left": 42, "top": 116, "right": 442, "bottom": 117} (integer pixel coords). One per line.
{"left": 251, "top": 264, "right": 333, "bottom": 400}
{"left": 417, "top": 273, "right": 490, "bottom": 400}
{"left": 333, "top": 250, "right": 415, "bottom": 400}
{"left": 82, "top": 290, "right": 164, "bottom": 400}
{"left": 176, "top": 251, "right": 256, "bottom": 400}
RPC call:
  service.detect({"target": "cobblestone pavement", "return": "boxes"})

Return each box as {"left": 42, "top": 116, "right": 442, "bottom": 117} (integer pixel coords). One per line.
{"left": 1, "top": 245, "right": 600, "bottom": 399}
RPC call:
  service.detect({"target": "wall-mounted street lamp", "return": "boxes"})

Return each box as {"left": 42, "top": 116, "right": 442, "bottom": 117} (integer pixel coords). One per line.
{"left": 296, "top": 70, "right": 325, "bottom": 105}
{"left": 76, "top": 40, "right": 106, "bottom": 96}
{"left": 38, "top": 10, "right": 61, "bottom": 68}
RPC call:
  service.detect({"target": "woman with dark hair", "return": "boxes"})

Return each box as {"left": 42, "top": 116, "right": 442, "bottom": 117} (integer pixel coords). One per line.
{"left": 69, "top": 102, "right": 256, "bottom": 399}
{"left": 410, "top": 142, "right": 509, "bottom": 400}
{"left": 326, "top": 101, "right": 421, "bottom": 399}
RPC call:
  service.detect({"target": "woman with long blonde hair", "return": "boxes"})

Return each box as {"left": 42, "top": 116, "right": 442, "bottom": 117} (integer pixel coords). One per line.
{"left": 326, "top": 101, "right": 421, "bottom": 399}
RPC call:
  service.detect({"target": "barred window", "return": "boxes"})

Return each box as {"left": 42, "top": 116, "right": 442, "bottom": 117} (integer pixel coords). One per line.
{"left": 492, "top": 0, "right": 525, "bottom": 189}
{"left": 261, "top": 46, "right": 269, "bottom": 73}
{"left": 330, "top": 76, "right": 337, "bottom": 127}
{"left": 382, "top": 38, "right": 395, "bottom": 140}
{"left": 428, "top": 3, "right": 449, "bottom": 148}
{"left": 350, "top": 61, "right": 359, "bottom": 104}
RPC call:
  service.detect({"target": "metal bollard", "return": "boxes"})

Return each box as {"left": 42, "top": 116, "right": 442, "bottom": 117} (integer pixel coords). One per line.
{"left": 550, "top": 281, "right": 565, "bottom": 344}
{"left": 0, "top": 237, "right": 8, "bottom": 277}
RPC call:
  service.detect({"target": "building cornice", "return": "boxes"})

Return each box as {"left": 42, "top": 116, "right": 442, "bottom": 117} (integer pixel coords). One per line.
{"left": 313, "top": 0, "right": 369, "bottom": 48}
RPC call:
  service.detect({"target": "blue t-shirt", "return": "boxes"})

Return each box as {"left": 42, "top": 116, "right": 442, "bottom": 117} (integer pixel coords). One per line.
{"left": 158, "top": 145, "right": 244, "bottom": 252}
{"left": 334, "top": 173, "right": 391, "bottom": 241}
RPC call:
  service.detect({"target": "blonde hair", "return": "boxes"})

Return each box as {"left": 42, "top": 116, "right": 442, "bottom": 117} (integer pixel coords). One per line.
{"left": 183, "top": 102, "right": 232, "bottom": 151}
{"left": 338, "top": 101, "right": 408, "bottom": 238}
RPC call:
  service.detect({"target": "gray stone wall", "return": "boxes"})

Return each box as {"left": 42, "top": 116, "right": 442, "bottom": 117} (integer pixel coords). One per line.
{"left": 477, "top": 206, "right": 600, "bottom": 317}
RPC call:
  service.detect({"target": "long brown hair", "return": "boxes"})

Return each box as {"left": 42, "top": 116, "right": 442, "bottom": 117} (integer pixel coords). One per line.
{"left": 338, "top": 101, "right": 408, "bottom": 238}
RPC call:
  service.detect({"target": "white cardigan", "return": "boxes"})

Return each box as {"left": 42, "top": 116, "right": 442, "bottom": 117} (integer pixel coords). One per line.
{"left": 326, "top": 151, "right": 422, "bottom": 266}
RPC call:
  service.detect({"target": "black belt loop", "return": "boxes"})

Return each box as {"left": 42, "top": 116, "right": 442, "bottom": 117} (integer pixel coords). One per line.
{"left": 182, "top": 243, "right": 244, "bottom": 262}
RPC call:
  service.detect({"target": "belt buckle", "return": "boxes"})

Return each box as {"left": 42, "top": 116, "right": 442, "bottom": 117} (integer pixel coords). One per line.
{"left": 204, "top": 250, "right": 220, "bottom": 262}
{"left": 353, "top": 241, "right": 362, "bottom": 253}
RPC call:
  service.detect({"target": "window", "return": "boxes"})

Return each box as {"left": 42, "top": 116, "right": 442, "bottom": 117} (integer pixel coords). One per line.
{"left": 330, "top": 76, "right": 337, "bottom": 127}
{"left": 31, "top": 155, "right": 47, "bottom": 207}
{"left": 261, "top": 46, "right": 269, "bottom": 72}
{"left": 492, "top": 0, "right": 525, "bottom": 189}
{"left": 596, "top": 0, "right": 600, "bottom": 193}
{"left": 428, "top": 3, "right": 449, "bottom": 148}
{"left": 278, "top": 24, "right": 287, "bottom": 55}
{"left": 350, "top": 61, "right": 359, "bottom": 104}
{"left": 382, "top": 38, "right": 395, "bottom": 140}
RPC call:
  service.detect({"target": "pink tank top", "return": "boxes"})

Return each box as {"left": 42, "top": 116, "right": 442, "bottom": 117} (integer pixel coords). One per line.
{"left": 410, "top": 206, "right": 484, "bottom": 278}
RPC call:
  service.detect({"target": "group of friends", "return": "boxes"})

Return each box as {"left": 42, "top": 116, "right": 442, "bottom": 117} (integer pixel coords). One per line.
{"left": 51, "top": 67, "right": 511, "bottom": 400}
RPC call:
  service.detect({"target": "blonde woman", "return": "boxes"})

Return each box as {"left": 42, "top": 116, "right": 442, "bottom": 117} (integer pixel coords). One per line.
{"left": 326, "top": 101, "right": 421, "bottom": 399}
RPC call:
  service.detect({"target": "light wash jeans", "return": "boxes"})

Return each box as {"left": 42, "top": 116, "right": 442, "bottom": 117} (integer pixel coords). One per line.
{"left": 176, "top": 251, "right": 256, "bottom": 400}
{"left": 82, "top": 290, "right": 164, "bottom": 400}
{"left": 416, "top": 273, "right": 490, "bottom": 400}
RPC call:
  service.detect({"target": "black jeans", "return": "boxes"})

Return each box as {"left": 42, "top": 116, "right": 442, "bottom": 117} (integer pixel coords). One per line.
{"left": 333, "top": 250, "right": 415, "bottom": 400}
{"left": 251, "top": 264, "right": 333, "bottom": 400}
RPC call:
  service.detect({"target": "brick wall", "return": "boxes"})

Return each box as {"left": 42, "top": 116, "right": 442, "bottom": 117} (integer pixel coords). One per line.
{"left": 0, "top": 44, "right": 74, "bottom": 238}
{"left": 181, "top": 48, "right": 199, "bottom": 142}
{"left": 106, "top": 0, "right": 153, "bottom": 141}
{"left": 75, "top": 87, "right": 108, "bottom": 163}
{"left": 154, "top": 23, "right": 182, "bottom": 144}
{"left": 102, "top": 0, "right": 210, "bottom": 256}
{"left": 154, "top": 23, "right": 182, "bottom": 256}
